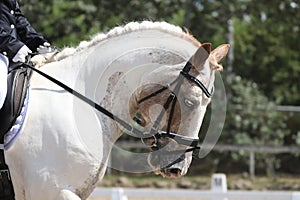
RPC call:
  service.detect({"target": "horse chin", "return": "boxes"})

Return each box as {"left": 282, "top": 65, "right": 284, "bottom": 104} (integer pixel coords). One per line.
{"left": 147, "top": 152, "right": 190, "bottom": 178}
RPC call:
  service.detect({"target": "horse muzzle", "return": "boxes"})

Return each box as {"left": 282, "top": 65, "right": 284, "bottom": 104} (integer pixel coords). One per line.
{"left": 147, "top": 150, "right": 192, "bottom": 178}
{"left": 145, "top": 137, "right": 192, "bottom": 178}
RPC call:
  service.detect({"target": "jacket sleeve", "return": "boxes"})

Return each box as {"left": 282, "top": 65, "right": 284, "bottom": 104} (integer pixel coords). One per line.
{"left": 0, "top": 27, "right": 24, "bottom": 60}
{"left": 14, "top": 2, "right": 48, "bottom": 52}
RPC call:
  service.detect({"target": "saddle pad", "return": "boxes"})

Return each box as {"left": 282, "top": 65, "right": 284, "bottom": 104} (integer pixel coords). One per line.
{"left": 0, "top": 86, "right": 30, "bottom": 150}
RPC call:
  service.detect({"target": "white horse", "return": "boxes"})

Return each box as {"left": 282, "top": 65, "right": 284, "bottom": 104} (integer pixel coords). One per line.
{"left": 4, "top": 21, "right": 229, "bottom": 200}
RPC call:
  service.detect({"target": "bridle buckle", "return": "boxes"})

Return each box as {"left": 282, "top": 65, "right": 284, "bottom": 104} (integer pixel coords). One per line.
{"left": 141, "top": 134, "right": 158, "bottom": 148}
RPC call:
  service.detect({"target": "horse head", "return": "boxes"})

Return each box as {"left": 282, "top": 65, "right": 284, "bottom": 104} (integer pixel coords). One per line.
{"left": 129, "top": 43, "right": 230, "bottom": 178}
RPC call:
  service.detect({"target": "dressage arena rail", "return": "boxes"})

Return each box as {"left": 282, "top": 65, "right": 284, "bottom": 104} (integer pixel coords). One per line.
{"left": 90, "top": 174, "right": 300, "bottom": 200}
{"left": 90, "top": 187, "right": 300, "bottom": 200}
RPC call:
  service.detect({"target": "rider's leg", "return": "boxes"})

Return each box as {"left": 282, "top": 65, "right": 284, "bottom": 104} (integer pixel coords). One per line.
{"left": 0, "top": 54, "right": 9, "bottom": 109}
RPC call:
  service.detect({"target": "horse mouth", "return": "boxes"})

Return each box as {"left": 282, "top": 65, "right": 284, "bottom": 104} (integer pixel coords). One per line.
{"left": 153, "top": 168, "right": 182, "bottom": 178}
{"left": 147, "top": 151, "right": 189, "bottom": 178}
{"left": 131, "top": 113, "right": 192, "bottom": 178}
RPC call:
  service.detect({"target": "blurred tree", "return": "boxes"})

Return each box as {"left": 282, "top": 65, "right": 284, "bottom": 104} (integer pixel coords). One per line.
{"left": 222, "top": 75, "right": 288, "bottom": 146}
{"left": 232, "top": 0, "right": 300, "bottom": 104}
{"left": 198, "top": 73, "right": 289, "bottom": 176}
{"left": 20, "top": 0, "right": 98, "bottom": 46}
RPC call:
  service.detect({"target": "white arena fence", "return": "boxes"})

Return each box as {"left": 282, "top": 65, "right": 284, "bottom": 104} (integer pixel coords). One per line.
{"left": 91, "top": 188, "right": 300, "bottom": 200}
{"left": 90, "top": 174, "right": 300, "bottom": 200}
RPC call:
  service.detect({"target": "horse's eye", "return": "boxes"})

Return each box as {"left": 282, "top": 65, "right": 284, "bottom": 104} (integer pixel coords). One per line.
{"left": 184, "top": 98, "right": 195, "bottom": 108}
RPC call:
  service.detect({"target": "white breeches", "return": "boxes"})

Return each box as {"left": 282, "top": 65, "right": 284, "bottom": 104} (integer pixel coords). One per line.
{"left": 0, "top": 54, "right": 9, "bottom": 109}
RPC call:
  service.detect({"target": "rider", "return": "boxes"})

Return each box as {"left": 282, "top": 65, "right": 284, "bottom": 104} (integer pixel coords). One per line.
{"left": 0, "top": 0, "right": 50, "bottom": 110}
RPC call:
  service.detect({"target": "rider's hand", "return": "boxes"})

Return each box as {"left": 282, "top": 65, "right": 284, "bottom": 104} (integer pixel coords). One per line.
{"left": 37, "top": 42, "right": 51, "bottom": 54}
{"left": 12, "top": 45, "right": 32, "bottom": 63}
{"left": 32, "top": 42, "right": 60, "bottom": 67}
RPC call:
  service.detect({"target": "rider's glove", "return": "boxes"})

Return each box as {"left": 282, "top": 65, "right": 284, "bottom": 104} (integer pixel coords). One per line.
{"left": 37, "top": 42, "right": 52, "bottom": 54}
{"left": 12, "top": 45, "right": 32, "bottom": 63}
{"left": 31, "top": 42, "right": 60, "bottom": 67}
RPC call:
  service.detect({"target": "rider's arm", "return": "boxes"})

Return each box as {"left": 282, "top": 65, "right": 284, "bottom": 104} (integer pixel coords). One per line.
{"left": 14, "top": 2, "right": 48, "bottom": 52}
{"left": 0, "top": 28, "right": 24, "bottom": 60}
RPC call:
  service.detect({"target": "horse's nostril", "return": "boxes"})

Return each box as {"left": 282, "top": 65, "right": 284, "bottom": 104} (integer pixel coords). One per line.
{"left": 168, "top": 168, "right": 181, "bottom": 176}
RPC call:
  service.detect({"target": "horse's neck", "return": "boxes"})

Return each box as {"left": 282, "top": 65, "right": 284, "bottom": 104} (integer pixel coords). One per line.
{"left": 33, "top": 29, "right": 200, "bottom": 143}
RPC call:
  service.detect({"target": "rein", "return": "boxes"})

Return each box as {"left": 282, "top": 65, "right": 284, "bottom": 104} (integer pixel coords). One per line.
{"left": 24, "top": 63, "right": 145, "bottom": 138}
{"left": 23, "top": 51, "right": 212, "bottom": 167}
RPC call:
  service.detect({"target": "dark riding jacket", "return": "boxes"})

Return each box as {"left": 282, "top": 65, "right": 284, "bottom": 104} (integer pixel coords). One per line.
{"left": 0, "top": 0, "right": 48, "bottom": 60}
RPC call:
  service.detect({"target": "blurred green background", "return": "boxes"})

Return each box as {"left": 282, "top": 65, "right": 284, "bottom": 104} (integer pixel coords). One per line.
{"left": 19, "top": 0, "right": 300, "bottom": 180}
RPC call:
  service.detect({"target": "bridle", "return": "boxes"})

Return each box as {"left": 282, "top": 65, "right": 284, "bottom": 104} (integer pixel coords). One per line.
{"left": 24, "top": 48, "right": 213, "bottom": 167}
{"left": 135, "top": 58, "right": 213, "bottom": 154}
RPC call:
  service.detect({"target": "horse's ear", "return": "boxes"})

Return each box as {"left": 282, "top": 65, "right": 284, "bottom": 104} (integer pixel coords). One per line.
{"left": 201, "top": 43, "right": 211, "bottom": 54}
{"left": 211, "top": 44, "right": 230, "bottom": 63}
{"left": 191, "top": 43, "right": 211, "bottom": 69}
